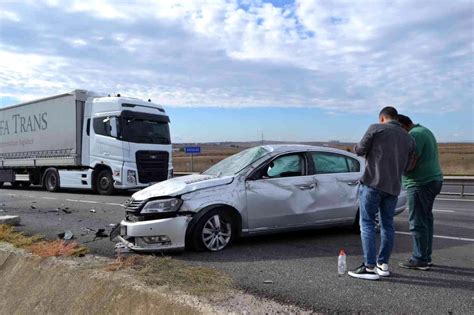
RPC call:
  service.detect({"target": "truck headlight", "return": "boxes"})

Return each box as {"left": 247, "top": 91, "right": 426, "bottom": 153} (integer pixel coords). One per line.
{"left": 127, "top": 170, "right": 137, "bottom": 184}
{"left": 141, "top": 198, "right": 182, "bottom": 214}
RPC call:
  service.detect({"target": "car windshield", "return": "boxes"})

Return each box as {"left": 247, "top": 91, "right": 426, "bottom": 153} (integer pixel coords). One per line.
{"left": 203, "top": 147, "right": 270, "bottom": 177}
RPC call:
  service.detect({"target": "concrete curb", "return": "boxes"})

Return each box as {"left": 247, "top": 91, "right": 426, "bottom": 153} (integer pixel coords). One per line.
{"left": 0, "top": 243, "right": 309, "bottom": 314}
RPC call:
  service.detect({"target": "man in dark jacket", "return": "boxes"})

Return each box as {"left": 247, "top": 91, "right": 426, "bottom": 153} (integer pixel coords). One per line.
{"left": 397, "top": 115, "right": 443, "bottom": 270}
{"left": 348, "top": 107, "right": 415, "bottom": 280}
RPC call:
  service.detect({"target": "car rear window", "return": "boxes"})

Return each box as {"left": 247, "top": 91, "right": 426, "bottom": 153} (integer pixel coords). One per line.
{"left": 312, "top": 152, "right": 360, "bottom": 174}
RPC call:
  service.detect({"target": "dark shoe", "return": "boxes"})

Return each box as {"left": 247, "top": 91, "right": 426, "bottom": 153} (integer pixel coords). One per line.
{"left": 399, "top": 259, "right": 430, "bottom": 271}
{"left": 348, "top": 264, "right": 380, "bottom": 280}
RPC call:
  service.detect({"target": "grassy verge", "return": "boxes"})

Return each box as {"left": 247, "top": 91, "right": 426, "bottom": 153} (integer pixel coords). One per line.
{"left": 0, "top": 224, "right": 88, "bottom": 257}
{"left": 106, "top": 255, "right": 233, "bottom": 296}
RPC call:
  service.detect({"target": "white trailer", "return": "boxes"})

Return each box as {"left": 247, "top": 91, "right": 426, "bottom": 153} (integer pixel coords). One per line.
{"left": 0, "top": 90, "right": 173, "bottom": 195}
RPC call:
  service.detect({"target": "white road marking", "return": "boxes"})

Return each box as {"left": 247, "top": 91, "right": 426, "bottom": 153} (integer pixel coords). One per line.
{"left": 78, "top": 200, "right": 98, "bottom": 204}
{"left": 42, "top": 197, "right": 57, "bottom": 200}
{"left": 433, "top": 209, "right": 455, "bottom": 213}
{"left": 436, "top": 198, "right": 474, "bottom": 202}
{"left": 105, "top": 203, "right": 122, "bottom": 206}
{"left": 396, "top": 231, "right": 474, "bottom": 242}
{"left": 66, "top": 199, "right": 78, "bottom": 202}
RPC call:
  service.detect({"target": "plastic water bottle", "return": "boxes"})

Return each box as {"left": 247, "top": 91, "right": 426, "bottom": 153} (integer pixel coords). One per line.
{"left": 338, "top": 249, "right": 347, "bottom": 275}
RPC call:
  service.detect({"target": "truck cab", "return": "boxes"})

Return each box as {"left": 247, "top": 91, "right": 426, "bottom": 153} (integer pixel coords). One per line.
{"left": 83, "top": 95, "right": 173, "bottom": 194}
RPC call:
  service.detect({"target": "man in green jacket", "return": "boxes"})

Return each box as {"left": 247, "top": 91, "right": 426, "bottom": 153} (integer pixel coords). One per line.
{"left": 398, "top": 115, "right": 443, "bottom": 270}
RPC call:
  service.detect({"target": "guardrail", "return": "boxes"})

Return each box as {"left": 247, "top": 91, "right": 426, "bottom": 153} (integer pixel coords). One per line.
{"left": 441, "top": 176, "right": 474, "bottom": 198}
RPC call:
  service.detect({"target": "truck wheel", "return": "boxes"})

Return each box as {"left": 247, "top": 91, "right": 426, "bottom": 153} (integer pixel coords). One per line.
{"left": 190, "top": 209, "right": 237, "bottom": 252}
{"left": 96, "top": 170, "right": 116, "bottom": 195}
{"left": 11, "top": 182, "right": 20, "bottom": 188}
{"left": 44, "top": 169, "right": 60, "bottom": 192}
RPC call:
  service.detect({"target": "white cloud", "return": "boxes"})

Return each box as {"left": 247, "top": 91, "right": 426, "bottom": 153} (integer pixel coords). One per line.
{"left": 0, "top": 0, "right": 472, "bottom": 118}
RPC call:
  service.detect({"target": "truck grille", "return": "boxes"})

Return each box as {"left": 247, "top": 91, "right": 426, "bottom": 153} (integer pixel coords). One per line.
{"left": 135, "top": 150, "right": 169, "bottom": 183}
{"left": 124, "top": 198, "right": 146, "bottom": 211}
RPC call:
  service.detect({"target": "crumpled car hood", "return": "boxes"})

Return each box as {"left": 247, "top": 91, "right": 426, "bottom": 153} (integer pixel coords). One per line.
{"left": 132, "top": 174, "right": 234, "bottom": 201}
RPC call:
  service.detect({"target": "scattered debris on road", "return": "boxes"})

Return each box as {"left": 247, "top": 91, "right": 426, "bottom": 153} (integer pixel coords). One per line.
{"left": 263, "top": 280, "right": 273, "bottom": 284}
{"left": 90, "top": 209, "right": 96, "bottom": 213}
{"left": 57, "top": 230, "right": 74, "bottom": 240}
{"left": 95, "top": 229, "right": 108, "bottom": 238}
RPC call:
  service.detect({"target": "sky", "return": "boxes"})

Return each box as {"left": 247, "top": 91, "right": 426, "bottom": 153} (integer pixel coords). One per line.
{"left": 0, "top": 0, "right": 473, "bottom": 143}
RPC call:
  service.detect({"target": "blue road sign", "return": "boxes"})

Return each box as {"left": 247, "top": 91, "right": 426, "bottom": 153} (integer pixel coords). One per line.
{"left": 185, "top": 146, "right": 201, "bottom": 154}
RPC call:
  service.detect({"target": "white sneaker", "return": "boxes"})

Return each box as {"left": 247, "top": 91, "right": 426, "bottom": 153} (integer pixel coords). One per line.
{"left": 376, "top": 263, "right": 390, "bottom": 277}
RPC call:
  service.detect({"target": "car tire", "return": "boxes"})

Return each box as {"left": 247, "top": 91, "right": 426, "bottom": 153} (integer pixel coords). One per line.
{"left": 44, "top": 169, "right": 60, "bottom": 192}
{"left": 96, "top": 169, "right": 116, "bottom": 195}
{"left": 190, "top": 209, "right": 237, "bottom": 252}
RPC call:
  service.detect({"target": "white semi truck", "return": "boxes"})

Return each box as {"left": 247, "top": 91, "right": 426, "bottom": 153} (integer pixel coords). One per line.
{"left": 0, "top": 90, "right": 173, "bottom": 195}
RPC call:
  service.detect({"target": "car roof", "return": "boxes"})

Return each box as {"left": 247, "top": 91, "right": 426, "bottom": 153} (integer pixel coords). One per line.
{"left": 261, "top": 144, "right": 358, "bottom": 157}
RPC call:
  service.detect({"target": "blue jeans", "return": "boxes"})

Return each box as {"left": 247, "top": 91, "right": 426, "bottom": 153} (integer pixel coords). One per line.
{"left": 407, "top": 181, "right": 443, "bottom": 263}
{"left": 359, "top": 184, "right": 398, "bottom": 267}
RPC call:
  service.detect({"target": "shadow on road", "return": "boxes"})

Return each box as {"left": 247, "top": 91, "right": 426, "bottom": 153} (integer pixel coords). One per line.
{"left": 386, "top": 271, "right": 474, "bottom": 291}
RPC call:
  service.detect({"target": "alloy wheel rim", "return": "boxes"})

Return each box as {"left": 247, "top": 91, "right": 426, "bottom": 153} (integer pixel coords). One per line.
{"left": 202, "top": 215, "right": 231, "bottom": 251}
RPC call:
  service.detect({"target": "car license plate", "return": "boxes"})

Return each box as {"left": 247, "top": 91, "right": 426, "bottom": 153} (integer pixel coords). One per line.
{"left": 110, "top": 224, "right": 121, "bottom": 241}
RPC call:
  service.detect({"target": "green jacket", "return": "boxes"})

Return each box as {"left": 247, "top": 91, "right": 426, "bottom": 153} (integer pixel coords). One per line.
{"left": 402, "top": 124, "right": 443, "bottom": 188}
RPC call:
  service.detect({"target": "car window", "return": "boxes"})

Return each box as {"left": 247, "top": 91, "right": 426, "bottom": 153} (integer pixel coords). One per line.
{"left": 346, "top": 157, "right": 360, "bottom": 172}
{"left": 312, "top": 152, "right": 358, "bottom": 174}
{"left": 265, "top": 154, "right": 303, "bottom": 178}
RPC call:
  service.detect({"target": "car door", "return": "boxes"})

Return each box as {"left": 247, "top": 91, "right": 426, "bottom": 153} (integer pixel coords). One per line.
{"left": 246, "top": 152, "right": 319, "bottom": 231}
{"left": 309, "top": 151, "right": 361, "bottom": 223}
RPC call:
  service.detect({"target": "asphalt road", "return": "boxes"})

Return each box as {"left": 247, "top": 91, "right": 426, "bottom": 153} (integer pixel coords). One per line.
{"left": 1, "top": 184, "right": 473, "bottom": 314}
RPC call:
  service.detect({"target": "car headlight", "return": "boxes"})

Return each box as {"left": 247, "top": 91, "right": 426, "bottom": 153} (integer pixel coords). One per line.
{"left": 141, "top": 198, "right": 182, "bottom": 214}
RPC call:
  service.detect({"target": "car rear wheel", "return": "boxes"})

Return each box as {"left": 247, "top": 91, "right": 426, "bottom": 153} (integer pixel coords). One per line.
{"left": 190, "top": 209, "right": 236, "bottom": 252}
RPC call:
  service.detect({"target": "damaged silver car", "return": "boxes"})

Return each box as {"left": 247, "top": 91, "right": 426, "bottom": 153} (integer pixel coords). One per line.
{"left": 111, "top": 145, "right": 407, "bottom": 252}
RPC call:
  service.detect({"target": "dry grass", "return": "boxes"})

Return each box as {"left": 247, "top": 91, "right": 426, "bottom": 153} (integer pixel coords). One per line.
{"left": 0, "top": 224, "right": 88, "bottom": 257}
{"left": 106, "top": 255, "right": 233, "bottom": 295}
{"left": 0, "top": 224, "right": 43, "bottom": 247}
{"left": 29, "top": 240, "right": 88, "bottom": 257}
{"left": 104, "top": 255, "right": 144, "bottom": 271}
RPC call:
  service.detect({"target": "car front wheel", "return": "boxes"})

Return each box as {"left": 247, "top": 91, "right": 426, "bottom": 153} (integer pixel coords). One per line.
{"left": 191, "top": 209, "right": 236, "bottom": 252}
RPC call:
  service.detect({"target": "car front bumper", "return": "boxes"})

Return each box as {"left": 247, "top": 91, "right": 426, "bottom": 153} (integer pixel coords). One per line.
{"left": 111, "top": 216, "right": 190, "bottom": 252}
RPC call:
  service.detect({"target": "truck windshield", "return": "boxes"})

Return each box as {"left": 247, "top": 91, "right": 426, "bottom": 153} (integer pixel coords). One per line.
{"left": 122, "top": 116, "right": 171, "bottom": 145}
{"left": 203, "top": 147, "right": 270, "bottom": 177}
